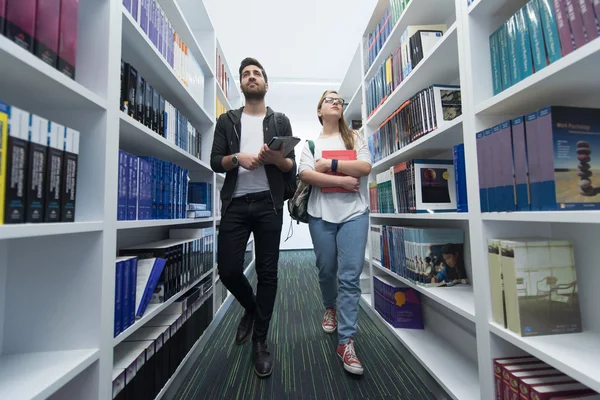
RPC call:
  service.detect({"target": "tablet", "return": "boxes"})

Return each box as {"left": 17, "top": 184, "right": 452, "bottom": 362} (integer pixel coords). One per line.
{"left": 267, "top": 136, "right": 301, "bottom": 157}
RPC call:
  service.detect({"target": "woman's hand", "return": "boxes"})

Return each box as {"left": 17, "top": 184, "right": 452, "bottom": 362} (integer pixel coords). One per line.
{"left": 339, "top": 176, "right": 359, "bottom": 192}
{"left": 315, "top": 158, "right": 332, "bottom": 173}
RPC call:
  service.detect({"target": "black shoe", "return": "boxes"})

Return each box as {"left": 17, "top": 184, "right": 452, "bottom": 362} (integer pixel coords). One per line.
{"left": 253, "top": 341, "right": 273, "bottom": 378}
{"left": 235, "top": 310, "right": 254, "bottom": 345}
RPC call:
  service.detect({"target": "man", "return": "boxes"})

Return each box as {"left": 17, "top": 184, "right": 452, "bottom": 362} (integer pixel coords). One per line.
{"left": 210, "top": 57, "right": 296, "bottom": 378}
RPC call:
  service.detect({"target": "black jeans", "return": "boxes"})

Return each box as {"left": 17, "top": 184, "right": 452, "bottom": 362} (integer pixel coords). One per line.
{"left": 217, "top": 191, "right": 283, "bottom": 342}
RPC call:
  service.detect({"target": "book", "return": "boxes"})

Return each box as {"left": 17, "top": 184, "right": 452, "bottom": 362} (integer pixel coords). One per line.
{"left": 5, "top": 0, "right": 37, "bottom": 51}
{"left": 27, "top": 115, "right": 48, "bottom": 223}
{"left": 60, "top": 127, "right": 78, "bottom": 222}
{"left": 502, "top": 362, "right": 552, "bottom": 399}
{"left": 453, "top": 143, "right": 468, "bottom": 212}
{"left": 511, "top": 116, "right": 531, "bottom": 211}
{"left": 539, "top": 0, "right": 566, "bottom": 62}
{"left": 4, "top": 105, "right": 28, "bottom": 224}
{"left": 136, "top": 75, "right": 145, "bottom": 124}
{"left": 117, "top": 150, "right": 128, "bottom": 221}
{"left": 144, "top": 81, "right": 152, "bottom": 130}
{"left": 565, "top": 0, "right": 587, "bottom": 48}
{"left": 45, "top": 122, "right": 63, "bottom": 222}
{"left": 498, "top": 23, "right": 513, "bottom": 90}
{"left": 520, "top": 375, "right": 576, "bottom": 400}
{"left": 413, "top": 159, "right": 457, "bottom": 213}
{"left": 525, "top": 112, "right": 541, "bottom": 211}
{"left": 477, "top": 130, "right": 488, "bottom": 212}
{"left": 114, "top": 258, "right": 124, "bottom": 337}
{"left": 579, "top": 0, "right": 600, "bottom": 41}
{"left": 321, "top": 149, "right": 357, "bottom": 193}
{"left": 526, "top": 0, "right": 549, "bottom": 73}
{"left": 127, "top": 153, "right": 138, "bottom": 220}
{"left": 490, "top": 28, "right": 503, "bottom": 94}
{"left": 530, "top": 382, "right": 596, "bottom": 399}
{"left": 516, "top": 8, "right": 535, "bottom": 81}
{"left": 493, "top": 357, "right": 541, "bottom": 400}
{"left": 58, "top": 0, "right": 78, "bottom": 79}
{"left": 134, "top": 257, "right": 167, "bottom": 317}
{"left": 0, "top": 102, "right": 8, "bottom": 225}
{"left": 0, "top": 0, "right": 5, "bottom": 35}
{"left": 373, "top": 275, "right": 424, "bottom": 329}
{"left": 507, "top": 16, "right": 522, "bottom": 85}
{"left": 488, "top": 239, "right": 505, "bottom": 327}
{"left": 595, "top": 0, "right": 600, "bottom": 23}
{"left": 34, "top": 0, "right": 60, "bottom": 67}
{"left": 126, "top": 64, "right": 137, "bottom": 118}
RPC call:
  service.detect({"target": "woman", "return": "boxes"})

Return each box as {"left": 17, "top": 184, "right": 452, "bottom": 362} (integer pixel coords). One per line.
{"left": 298, "top": 90, "right": 372, "bottom": 375}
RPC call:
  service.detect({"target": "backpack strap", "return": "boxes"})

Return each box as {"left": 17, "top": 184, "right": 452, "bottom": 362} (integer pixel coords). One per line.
{"left": 273, "top": 112, "right": 285, "bottom": 137}
{"left": 308, "top": 139, "right": 315, "bottom": 156}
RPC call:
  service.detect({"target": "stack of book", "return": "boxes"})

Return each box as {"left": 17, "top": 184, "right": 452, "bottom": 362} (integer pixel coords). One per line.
{"left": 373, "top": 275, "right": 423, "bottom": 329}
{"left": 0, "top": 100, "right": 79, "bottom": 225}
{"left": 187, "top": 182, "right": 212, "bottom": 218}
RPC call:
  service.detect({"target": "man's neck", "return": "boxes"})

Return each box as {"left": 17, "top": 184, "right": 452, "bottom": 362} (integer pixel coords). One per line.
{"left": 243, "top": 98, "right": 267, "bottom": 117}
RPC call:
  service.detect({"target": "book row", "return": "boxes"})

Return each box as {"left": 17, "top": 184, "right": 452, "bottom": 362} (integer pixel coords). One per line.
{"left": 374, "top": 275, "right": 424, "bottom": 329}
{"left": 366, "top": 24, "right": 449, "bottom": 117}
{"left": 367, "top": 84, "right": 462, "bottom": 163}
{"left": 216, "top": 49, "right": 232, "bottom": 100}
{"left": 0, "top": 101, "right": 79, "bottom": 225}
{"left": 113, "top": 283, "right": 213, "bottom": 400}
{"left": 476, "top": 105, "right": 600, "bottom": 213}
{"left": 490, "top": 0, "right": 600, "bottom": 95}
{"left": 494, "top": 355, "right": 599, "bottom": 400}
{"left": 122, "top": 0, "right": 206, "bottom": 105}
{"left": 364, "top": 0, "right": 413, "bottom": 70}
{"left": 371, "top": 225, "right": 468, "bottom": 287}
{"left": 370, "top": 155, "right": 466, "bottom": 214}
{"left": 488, "top": 238, "right": 581, "bottom": 337}
{"left": 0, "top": 0, "right": 78, "bottom": 79}
{"left": 121, "top": 61, "right": 203, "bottom": 159}
{"left": 118, "top": 151, "right": 189, "bottom": 221}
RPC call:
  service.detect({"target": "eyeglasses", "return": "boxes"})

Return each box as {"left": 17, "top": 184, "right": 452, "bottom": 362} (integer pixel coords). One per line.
{"left": 323, "top": 97, "right": 345, "bottom": 106}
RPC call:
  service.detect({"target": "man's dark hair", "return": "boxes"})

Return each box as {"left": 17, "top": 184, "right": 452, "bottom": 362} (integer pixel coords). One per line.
{"left": 239, "top": 57, "right": 268, "bottom": 83}
{"left": 441, "top": 243, "right": 458, "bottom": 255}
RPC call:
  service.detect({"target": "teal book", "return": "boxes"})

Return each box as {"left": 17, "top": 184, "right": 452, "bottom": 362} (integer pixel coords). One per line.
{"left": 515, "top": 8, "right": 534, "bottom": 81}
{"left": 490, "top": 28, "right": 503, "bottom": 94}
{"left": 506, "top": 16, "right": 522, "bottom": 85}
{"left": 525, "top": 0, "right": 548, "bottom": 72}
{"left": 498, "top": 23, "right": 513, "bottom": 90}
{"left": 537, "top": 0, "right": 563, "bottom": 64}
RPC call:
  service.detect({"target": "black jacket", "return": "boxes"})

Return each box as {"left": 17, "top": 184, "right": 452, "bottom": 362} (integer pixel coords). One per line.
{"left": 210, "top": 106, "right": 297, "bottom": 215}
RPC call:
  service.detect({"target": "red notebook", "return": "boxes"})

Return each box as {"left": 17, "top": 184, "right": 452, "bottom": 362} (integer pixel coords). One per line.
{"left": 322, "top": 150, "right": 356, "bottom": 193}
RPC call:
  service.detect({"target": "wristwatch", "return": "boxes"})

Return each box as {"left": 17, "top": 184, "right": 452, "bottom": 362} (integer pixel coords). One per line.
{"left": 232, "top": 153, "right": 239, "bottom": 167}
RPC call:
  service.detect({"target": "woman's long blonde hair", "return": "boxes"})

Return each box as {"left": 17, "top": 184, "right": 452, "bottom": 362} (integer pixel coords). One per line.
{"left": 317, "top": 90, "right": 355, "bottom": 150}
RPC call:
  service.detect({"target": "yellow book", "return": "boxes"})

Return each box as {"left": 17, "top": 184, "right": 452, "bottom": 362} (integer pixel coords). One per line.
{"left": 0, "top": 102, "right": 9, "bottom": 225}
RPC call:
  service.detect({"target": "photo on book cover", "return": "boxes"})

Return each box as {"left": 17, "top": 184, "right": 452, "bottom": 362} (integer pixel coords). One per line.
{"left": 413, "top": 160, "right": 457, "bottom": 212}
{"left": 419, "top": 228, "right": 467, "bottom": 287}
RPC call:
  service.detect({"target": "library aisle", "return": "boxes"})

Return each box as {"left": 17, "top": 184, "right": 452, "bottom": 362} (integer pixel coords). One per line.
{"left": 172, "top": 251, "right": 440, "bottom": 400}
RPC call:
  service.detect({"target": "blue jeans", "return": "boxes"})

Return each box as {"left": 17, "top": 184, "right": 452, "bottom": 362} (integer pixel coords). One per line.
{"left": 308, "top": 211, "right": 369, "bottom": 345}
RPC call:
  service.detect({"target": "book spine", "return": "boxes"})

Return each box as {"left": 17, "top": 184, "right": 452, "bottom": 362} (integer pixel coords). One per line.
{"left": 129, "top": 257, "right": 137, "bottom": 327}
{"left": 114, "top": 260, "right": 123, "bottom": 337}
{"left": 491, "top": 125, "right": 503, "bottom": 212}
{"left": 136, "top": 76, "right": 145, "bottom": 124}
{"left": 516, "top": 9, "right": 534, "bottom": 81}
{"left": 127, "top": 154, "right": 138, "bottom": 220}
{"left": 26, "top": 115, "right": 48, "bottom": 223}
{"left": 5, "top": 107, "right": 28, "bottom": 224}
{"left": 536, "top": 107, "right": 558, "bottom": 211}
{"left": 565, "top": 0, "right": 587, "bottom": 48}
{"left": 507, "top": 16, "right": 522, "bottom": 86}
{"left": 58, "top": 0, "right": 78, "bottom": 79}
{"left": 121, "top": 258, "right": 131, "bottom": 330}
{"left": 131, "top": 0, "right": 138, "bottom": 21}
{"left": 498, "top": 23, "right": 513, "bottom": 90}
{"left": 144, "top": 82, "right": 152, "bottom": 129}
{"left": 0, "top": 0, "right": 6, "bottom": 35}
{"left": 500, "top": 120, "right": 517, "bottom": 212}
{"left": 490, "top": 29, "right": 503, "bottom": 94}
{"left": 45, "top": 122, "right": 63, "bottom": 222}
{"left": 117, "top": 150, "right": 127, "bottom": 221}
{"left": 484, "top": 128, "right": 495, "bottom": 212}
{"left": 595, "top": 0, "right": 600, "bottom": 23}
{"left": 140, "top": 0, "right": 148, "bottom": 34}
{"left": 5, "top": 0, "right": 37, "bottom": 52}
{"left": 525, "top": 112, "right": 541, "bottom": 211}
{"left": 123, "top": 0, "right": 131, "bottom": 13}
{"left": 511, "top": 116, "right": 530, "bottom": 211}
{"left": 0, "top": 102, "right": 9, "bottom": 225}
{"left": 579, "top": 0, "right": 599, "bottom": 40}
{"left": 34, "top": 0, "right": 60, "bottom": 67}
{"left": 546, "top": 0, "right": 573, "bottom": 58}
{"left": 60, "top": 128, "right": 78, "bottom": 222}
{"left": 126, "top": 65, "right": 137, "bottom": 119}
{"left": 526, "top": 0, "right": 549, "bottom": 73}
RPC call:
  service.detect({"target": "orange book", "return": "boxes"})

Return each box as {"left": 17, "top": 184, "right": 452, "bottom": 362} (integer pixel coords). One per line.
{"left": 322, "top": 150, "right": 357, "bottom": 193}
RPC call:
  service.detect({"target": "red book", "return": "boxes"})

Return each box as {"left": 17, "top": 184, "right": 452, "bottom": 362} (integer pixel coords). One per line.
{"left": 322, "top": 150, "right": 356, "bottom": 193}
{"left": 5, "top": 0, "right": 37, "bottom": 52}
{"left": 35, "top": 0, "right": 61, "bottom": 67}
{"left": 58, "top": 0, "right": 79, "bottom": 79}
{"left": 529, "top": 382, "right": 595, "bottom": 400}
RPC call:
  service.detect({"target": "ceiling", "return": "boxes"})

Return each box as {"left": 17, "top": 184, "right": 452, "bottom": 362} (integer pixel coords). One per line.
{"left": 203, "top": 0, "right": 377, "bottom": 84}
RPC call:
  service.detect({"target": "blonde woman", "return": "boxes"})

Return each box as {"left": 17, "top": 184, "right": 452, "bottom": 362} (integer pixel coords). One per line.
{"left": 298, "top": 90, "right": 372, "bottom": 375}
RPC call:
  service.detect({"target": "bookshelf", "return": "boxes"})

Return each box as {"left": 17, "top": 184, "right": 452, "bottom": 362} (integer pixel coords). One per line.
{"left": 346, "top": 0, "right": 600, "bottom": 398}
{"left": 0, "top": 0, "right": 241, "bottom": 398}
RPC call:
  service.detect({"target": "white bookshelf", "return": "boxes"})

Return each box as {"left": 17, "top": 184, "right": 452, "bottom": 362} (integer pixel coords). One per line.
{"left": 0, "top": 0, "right": 241, "bottom": 398}
{"left": 344, "top": 0, "right": 600, "bottom": 398}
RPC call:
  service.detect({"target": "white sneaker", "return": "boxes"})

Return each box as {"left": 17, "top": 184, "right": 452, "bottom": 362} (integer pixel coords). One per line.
{"left": 322, "top": 307, "right": 337, "bottom": 333}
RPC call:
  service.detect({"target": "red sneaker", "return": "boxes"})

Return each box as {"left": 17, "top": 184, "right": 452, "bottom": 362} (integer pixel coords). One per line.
{"left": 322, "top": 307, "right": 337, "bottom": 333}
{"left": 337, "top": 339, "right": 364, "bottom": 375}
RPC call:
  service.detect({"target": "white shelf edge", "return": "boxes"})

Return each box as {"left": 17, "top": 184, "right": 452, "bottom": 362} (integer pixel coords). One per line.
{"left": 370, "top": 211, "right": 469, "bottom": 221}
{"left": 117, "top": 217, "right": 214, "bottom": 230}
{"left": 119, "top": 114, "right": 212, "bottom": 172}
{"left": 474, "top": 38, "right": 600, "bottom": 115}
{"left": 216, "top": 83, "right": 232, "bottom": 111}
{"left": 0, "top": 349, "right": 99, "bottom": 400}
{"left": 345, "top": 83, "right": 363, "bottom": 121}
{"left": 371, "top": 116, "right": 464, "bottom": 170}
{"left": 360, "top": 293, "right": 372, "bottom": 307}
{"left": 372, "top": 261, "right": 475, "bottom": 322}
{"left": 366, "top": 23, "right": 458, "bottom": 128}
{"left": 113, "top": 270, "right": 213, "bottom": 346}
{"left": 0, "top": 221, "right": 104, "bottom": 240}
{"left": 482, "top": 211, "right": 600, "bottom": 224}
{"left": 0, "top": 35, "right": 108, "bottom": 111}
{"left": 489, "top": 323, "right": 600, "bottom": 393}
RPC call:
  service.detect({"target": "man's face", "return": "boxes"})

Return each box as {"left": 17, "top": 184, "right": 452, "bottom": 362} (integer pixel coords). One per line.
{"left": 442, "top": 253, "right": 458, "bottom": 268}
{"left": 240, "top": 65, "right": 268, "bottom": 100}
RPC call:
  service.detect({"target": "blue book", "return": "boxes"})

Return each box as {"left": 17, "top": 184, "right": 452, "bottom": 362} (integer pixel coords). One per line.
{"left": 525, "top": 0, "right": 547, "bottom": 73}
{"left": 476, "top": 130, "right": 488, "bottom": 212}
{"left": 489, "top": 29, "right": 502, "bottom": 95}
{"left": 117, "top": 150, "right": 128, "bottom": 221}
{"left": 135, "top": 257, "right": 166, "bottom": 317}
{"left": 506, "top": 16, "right": 522, "bottom": 86}
{"left": 119, "top": 256, "right": 131, "bottom": 330}
{"left": 114, "top": 260, "right": 124, "bottom": 337}
{"left": 129, "top": 257, "right": 137, "bottom": 327}
{"left": 127, "top": 154, "right": 138, "bottom": 220}
{"left": 453, "top": 144, "right": 468, "bottom": 213}
{"left": 484, "top": 128, "right": 495, "bottom": 211}
{"left": 515, "top": 8, "right": 534, "bottom": 81}
{"left": 498, "top": 23, "right": 513, "bottom": 90}
{"left": 537, "top": 0, "right": 563, "bottom": 64}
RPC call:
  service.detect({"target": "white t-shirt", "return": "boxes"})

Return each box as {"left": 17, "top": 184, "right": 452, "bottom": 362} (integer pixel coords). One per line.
{"left": 298, "top": 132, "right": 372, "bottom": 224}
{"left": 233, "top": 113, "right": 270, "bottom": 197}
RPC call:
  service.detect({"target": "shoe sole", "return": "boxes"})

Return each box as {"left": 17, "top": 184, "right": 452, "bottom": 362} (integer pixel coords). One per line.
{"left": 337, "top": 353, "right": 364, "bottom": 375}
{"left": 322, "top": 325, "right": 337, "bottom": 334}
{"left": 254, "top": 367, "right": 273, "bottom": 378}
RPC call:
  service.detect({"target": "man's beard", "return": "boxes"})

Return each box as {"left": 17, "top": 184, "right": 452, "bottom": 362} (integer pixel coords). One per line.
{"left": 242, "top": 83, "right": 266, "bottom": 101}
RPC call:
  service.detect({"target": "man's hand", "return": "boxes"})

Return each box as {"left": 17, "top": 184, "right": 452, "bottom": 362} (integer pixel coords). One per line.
{"left": 315, "top": 158, "right": 332, "bottom": 173}
{"left": 238, "top": 153, "right": 262, "bottom": 170}
{"left": 258, "top": 144, "right": 285, "bottom": 165}
{"left": 339, "top": 176, "right": 359, "bottom": 192}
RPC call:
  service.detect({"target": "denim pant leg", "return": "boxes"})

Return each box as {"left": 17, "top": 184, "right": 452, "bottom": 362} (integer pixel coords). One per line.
{"left": 336, "top": 211, "right": 369, "bottom": 345}
{"left": 308, "top": 215, "right": 338, "bottom": 309}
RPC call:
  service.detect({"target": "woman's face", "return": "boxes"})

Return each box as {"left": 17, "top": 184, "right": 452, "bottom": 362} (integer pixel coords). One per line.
{"left": 442, "top": 253, "right": 459, "bottom": 268}
{"left": 318, "top": 92, "right": 344, "bottom": 121}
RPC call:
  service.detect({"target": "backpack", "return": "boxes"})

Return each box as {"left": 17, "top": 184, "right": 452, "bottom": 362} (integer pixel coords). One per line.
{"left": 287, "top": 140, "right": 314, "bottom": 224}
{"left": 273, "top": 112, "right": 297, "bottom": 201}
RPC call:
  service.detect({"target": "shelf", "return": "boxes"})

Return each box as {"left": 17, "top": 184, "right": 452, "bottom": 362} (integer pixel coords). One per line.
{"left": 366, "top": 300, "right": 480, "bottom": 400}
{"left": 482, "top": 211, "right": 600, "bottom": 224}
{"left": 363, "top": 0, "right": 456, "bottom": 84}
{"left": 119, "top": 115, "right": 212, "bottom": 173}
{"left": 157, "top": 0, "right": 214, "bottom": 77}
{"left": 468, "top": 0, "right": 527, "bottom": 17}
{"left": 489, "top": 323, "right": 600, "bottom": 393}
{"left": 475, "top": 38, "right": 600, "bottom": 116}
{"left": 0, "top": 349, "right": 99, "bottom": 400}
{"left": 113, "top": 270, "right": 213, "bottom": 346}
{"left": 370, "top": 212, "right": 469, "bottom": 221}
{"left": 367, "top": 23, "right": 459, "bottom": 128}
{"left": 0, "top": 222, "right": 104, "bottom": 240}
{"left": 216, "top": 40, "right": 241, "bottom": 101}
{"left": 373, "top": 261, "right": 475, "bottom": 321}
{"left": 370, "top": 117, "right": 464, "bottom": 172}
{"left": 361, "top": 293, "right": 372, "bottom": 307}
{"left": 0, "top": 35, "right": 107, "bottom": 114}
{"left": 117, "top": 218, "right": 213, "bottom": 230}
{"left": 338, "top": 45, "right": 362, "bottom": 101}
{"left": 344, "top": 84, "right": 362, "bottom": 122}
{"left": 216, "top": 83, "right": 232, "bottom": 111}
{"left": 120, "top": 8, "right": 213, "bottom": 128}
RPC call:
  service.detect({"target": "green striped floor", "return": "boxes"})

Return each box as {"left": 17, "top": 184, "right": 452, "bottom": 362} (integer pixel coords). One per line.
{"left": 173, "top": 250, "right": 435, "bottom": 400}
